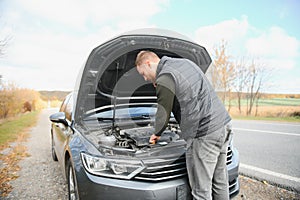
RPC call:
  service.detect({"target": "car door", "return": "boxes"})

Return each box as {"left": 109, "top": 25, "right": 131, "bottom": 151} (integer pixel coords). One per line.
{"left": 52, "top": 94, "right": 73, "bottom": 163}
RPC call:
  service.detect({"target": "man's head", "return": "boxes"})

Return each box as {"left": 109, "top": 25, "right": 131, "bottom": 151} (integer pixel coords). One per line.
{"left": 135, "top": 51, "right": 160, "bottom": 83}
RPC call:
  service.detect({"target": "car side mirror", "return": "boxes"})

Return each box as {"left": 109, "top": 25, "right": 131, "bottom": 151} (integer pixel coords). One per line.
{"left": 50, "top": 112, "right": 68, "bottom": 126}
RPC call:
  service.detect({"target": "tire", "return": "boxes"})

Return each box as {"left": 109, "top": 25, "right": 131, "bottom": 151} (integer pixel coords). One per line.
{"left": 51, "top": 135, "right": 58, "bottom": 161}
{"left": 66, "top": 160, "right": 79, "bottom": 200}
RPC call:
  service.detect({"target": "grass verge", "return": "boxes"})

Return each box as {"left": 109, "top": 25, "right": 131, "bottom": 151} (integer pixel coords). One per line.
{"left": 0, "top": 112, "right": 39, "bottom": 147}
{"left": 0, "top": 111, "right": 39, "bottom": 197}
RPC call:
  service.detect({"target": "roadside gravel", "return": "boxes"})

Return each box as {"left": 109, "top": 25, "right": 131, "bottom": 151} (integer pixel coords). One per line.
{"left": 3, "top": 109, "right": 67, "bottom": 200}
{"left": 234, "top": 175, "right": 300, "bottom": 200}
{"left": 1, "top": 109, "right": 299, "bottom": 200}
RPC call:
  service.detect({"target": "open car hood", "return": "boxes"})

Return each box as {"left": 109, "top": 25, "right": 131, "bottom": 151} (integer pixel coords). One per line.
{"left": 74, "top": 28, "right": 212, "bottom": 123}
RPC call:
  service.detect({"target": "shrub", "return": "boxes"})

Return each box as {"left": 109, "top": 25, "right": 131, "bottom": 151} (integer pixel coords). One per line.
{"left": 0, "top": 83, "right": 46, "bottom": 119}
{"left": 290, "top": 111, "right": 300, "bottom": 118}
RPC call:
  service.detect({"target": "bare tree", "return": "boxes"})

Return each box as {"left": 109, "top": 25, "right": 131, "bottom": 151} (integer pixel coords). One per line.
{"left": 0, "top": 16, "right": 9, "bottom": 57}
{"left": 234, "top": 57, "right": 250, "bottom": 114}
{"left": 245, "top": 59, "right": 271, "bottom": 115}
{"left": 0, "top": 37, "right": 7, "bottom": 57}
{"left": 209, "top": 40, "right": 273, "bottom": 116}
{"left": 212, "top": 40, "right": 236, "bottom": 111}
{"left": 0, "top": 17, "right": 10, "bottom": 83}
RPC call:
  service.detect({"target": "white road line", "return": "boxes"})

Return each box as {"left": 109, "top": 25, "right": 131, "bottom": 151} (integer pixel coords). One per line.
{"left": 233, "top": 128, "right": 300, "bottom": 137}
{"left": 240, "top": 163, "right": 300, "bottom": 183}
{"left": 257, "top": 122, "right": 300, "bottom": 127}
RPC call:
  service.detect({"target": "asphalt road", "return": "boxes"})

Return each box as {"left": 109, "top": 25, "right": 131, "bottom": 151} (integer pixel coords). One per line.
{"left": 232, "top": 119, "right": 300, "bottom": 192}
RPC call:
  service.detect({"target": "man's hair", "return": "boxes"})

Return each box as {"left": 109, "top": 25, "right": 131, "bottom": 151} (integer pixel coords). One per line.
{"left": 135, "top": 50, "right": 159, "bottom": 66}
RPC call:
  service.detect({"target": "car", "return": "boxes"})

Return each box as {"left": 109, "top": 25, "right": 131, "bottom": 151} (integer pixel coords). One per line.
{"left": 50, "top": 28, "right": 240, "bottom": 200}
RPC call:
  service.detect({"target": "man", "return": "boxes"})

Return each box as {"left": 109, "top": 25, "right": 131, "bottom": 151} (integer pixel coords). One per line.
{"left": 135, "top": 50, "right": 232, "bottom": 200}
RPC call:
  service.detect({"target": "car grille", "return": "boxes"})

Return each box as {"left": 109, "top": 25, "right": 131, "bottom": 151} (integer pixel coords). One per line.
{"left": 229, "top": 178, "right": 238, "bottom": 193}
{"left": 135, "top": 145, "right": 234, "bottom": 182}
{"left": 227, "top": 145, "right": 233, "bottom": 165}
{"left": 135, "top": 155, "right": 187, "bottom": 181}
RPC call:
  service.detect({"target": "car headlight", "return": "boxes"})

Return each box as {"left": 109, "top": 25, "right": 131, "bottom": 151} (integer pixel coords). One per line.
{"left": 81, "top": 152, "right": 145, "bottom": 179}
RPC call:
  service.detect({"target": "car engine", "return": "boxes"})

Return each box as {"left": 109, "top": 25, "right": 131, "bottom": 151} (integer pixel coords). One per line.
{"left": 93, "top": 123, "right": 181, "bottom": 150}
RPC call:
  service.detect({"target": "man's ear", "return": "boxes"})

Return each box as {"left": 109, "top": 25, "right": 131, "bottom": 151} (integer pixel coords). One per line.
{"left": 145, "top": 60, "right": 151, "bottom": 67}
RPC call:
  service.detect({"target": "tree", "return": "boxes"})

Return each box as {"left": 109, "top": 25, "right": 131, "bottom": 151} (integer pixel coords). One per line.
{"left": 0, "top": 12, "right": 9, "bottom": 57}
{"left": 234, "top": 57, "right": 250, "bottom": 114}
{"left": 0, "top": 36, "right": 7, "bottom": 57}
{"left": 211, "top": 40, "right": 236, "bottom": 111}
{"left": 0, "top": 19, "right": 9, "bottom": 84}
{"left": 245, "top": 59, "right": 271, "bottom": 115}
{"left": 208, "top": 39, "right": 273, "bottom": 116}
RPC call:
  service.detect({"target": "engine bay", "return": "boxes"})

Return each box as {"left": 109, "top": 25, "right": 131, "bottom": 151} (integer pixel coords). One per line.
{"left": 88, "top": 123, "right": 181, "bottom": 151}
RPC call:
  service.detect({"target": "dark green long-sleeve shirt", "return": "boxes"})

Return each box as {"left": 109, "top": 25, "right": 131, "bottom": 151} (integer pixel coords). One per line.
{"left": 154, "top": 74, "right": 176, "bottom": 136}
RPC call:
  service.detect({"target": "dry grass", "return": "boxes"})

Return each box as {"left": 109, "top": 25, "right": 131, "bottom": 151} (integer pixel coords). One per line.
{"left": 229, "top": 106, "right": 300, "bottom": 118}
{"left": 0, "top": 128, "right": 31, "bottom": 197}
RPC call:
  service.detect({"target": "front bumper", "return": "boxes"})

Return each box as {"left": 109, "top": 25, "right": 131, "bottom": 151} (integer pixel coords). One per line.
{"left": 77, "top": 171, "right": 192, "bottom": 200}
{"left": 75, "top": 147, "right": 239, "bottom": 200}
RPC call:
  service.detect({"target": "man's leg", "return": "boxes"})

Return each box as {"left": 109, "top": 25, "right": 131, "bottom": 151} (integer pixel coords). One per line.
{"left": 212, "top": 139, "right": 229, "bottom": 200}
{"left": 186, "top": 128, "right": 226, "bottom": 200}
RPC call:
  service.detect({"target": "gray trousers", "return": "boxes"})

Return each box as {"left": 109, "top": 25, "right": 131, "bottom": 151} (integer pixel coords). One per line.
{"left": 186, "top": 125, "right": 231, "bottom": 200}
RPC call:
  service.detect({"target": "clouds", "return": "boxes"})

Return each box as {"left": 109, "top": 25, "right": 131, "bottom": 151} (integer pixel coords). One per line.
{"left": 246, "top": 27, "right": 299, "bottom": 58}
{"left": 194, "top": 16, "right": 300, "bottom": 93}
{"left": 1, "top": 1, "right": 299, "bottom": 93}
{"left": 18, "top": 0, "right": 169, "bottom": 30}
{"left": 195, "top": 16, "right": 250, "bottom": 54}
{"left": 1, "top": 0, "right": 169, "bottom": 90}
{"left": 194, "top": 16, "right": 300, "bottom": 71}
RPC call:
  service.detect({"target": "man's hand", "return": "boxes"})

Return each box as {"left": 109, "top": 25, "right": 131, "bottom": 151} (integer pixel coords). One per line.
{"left": 149, "top": 134, "right": 160, "bottom": 145}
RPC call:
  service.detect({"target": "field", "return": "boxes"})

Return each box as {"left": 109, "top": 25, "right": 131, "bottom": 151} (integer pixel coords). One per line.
{"left": 226, "top": 98, "right": 300, "bottom": 121}
{"left": 227, "top": 98, "right": 300, "bottom": 106}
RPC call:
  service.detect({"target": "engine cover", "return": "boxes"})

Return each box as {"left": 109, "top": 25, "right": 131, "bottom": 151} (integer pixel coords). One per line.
{"left": 121, "top": 127, "right": 179, "bottom": 147}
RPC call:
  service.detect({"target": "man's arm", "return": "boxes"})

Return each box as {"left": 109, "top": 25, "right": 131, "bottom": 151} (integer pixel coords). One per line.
{"left": 150, "top": 75, "right": 175, "bottom": 144}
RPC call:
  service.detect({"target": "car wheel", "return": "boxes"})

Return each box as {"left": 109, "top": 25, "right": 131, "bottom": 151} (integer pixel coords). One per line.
{"left": 67, "top": 160, "right": 79, "bottom": 200}
{"left": 51, "top": 135, "right": 58, "bottom": 161}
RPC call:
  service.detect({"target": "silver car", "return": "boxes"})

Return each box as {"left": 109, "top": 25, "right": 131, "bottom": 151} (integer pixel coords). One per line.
{"left": 50, "top": 28, "right": 240, "bottom": 200}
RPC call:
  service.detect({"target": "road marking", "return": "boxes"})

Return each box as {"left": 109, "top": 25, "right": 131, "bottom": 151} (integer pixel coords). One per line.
{"left": 233, "top": 128, "right": 300, "bottom": 137}
{"left": 240, "top": 163, "right": 300, "bottom": 183}
{"left": 255, "top": 122, "right": 300, "bottom": 127}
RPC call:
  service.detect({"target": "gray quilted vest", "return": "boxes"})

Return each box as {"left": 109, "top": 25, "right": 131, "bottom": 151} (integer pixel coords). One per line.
{"left": 156, "top": 56, "right": 231, "bottom": 141}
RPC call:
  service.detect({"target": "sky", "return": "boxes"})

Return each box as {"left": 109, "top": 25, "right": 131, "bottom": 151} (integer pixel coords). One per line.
{"left": 0, "top": 0, "right": 299, "bottom": 94}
